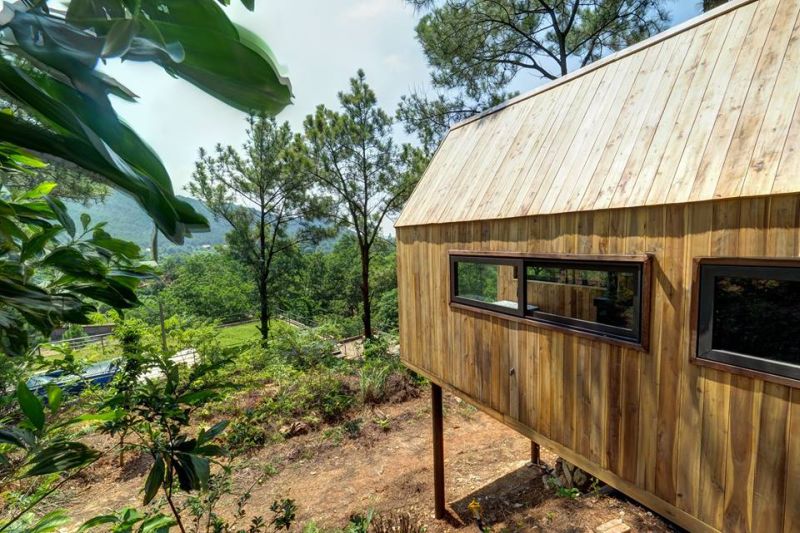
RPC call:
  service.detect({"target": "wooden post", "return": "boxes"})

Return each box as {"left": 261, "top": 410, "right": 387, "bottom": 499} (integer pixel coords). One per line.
{"left": 432, "top": 383, "right": 445, "bottom": 519}
{"left": 531, "top": 440, "right": 541, "bottom": 465}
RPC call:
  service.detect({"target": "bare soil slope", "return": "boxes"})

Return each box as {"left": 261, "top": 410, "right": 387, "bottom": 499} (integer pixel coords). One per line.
{"left": 56, "top": 391, "right": 679, "bottom": 532}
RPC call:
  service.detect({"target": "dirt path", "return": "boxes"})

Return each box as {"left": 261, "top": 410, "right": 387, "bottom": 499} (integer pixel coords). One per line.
{"left": 57, "top": 391, "right": 679, "bottom": 532}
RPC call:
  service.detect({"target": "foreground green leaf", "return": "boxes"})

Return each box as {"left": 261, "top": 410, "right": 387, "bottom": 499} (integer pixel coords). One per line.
{"left": 25, "top": 441, "right": 100, "bottom": 476}
{"left": 17, "top": 381, "right": 45, "bottom": 431}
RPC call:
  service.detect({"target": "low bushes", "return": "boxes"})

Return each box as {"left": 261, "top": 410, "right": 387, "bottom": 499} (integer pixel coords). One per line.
{"left": 359, "top": 336, "right": 420, "bottom": 405}
{"left": 359, "top": 362, "right": 392, "bottom": 404}
{"left": 222, "top": 330, "right": 417, "bottom": 453}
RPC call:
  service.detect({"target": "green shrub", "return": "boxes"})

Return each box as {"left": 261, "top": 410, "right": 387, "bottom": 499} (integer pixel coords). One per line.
{"left": 270, "top": 368, "right": 352, "bottom": 422}
{"left": 362, "top": 334, "right": 392, "bottom": 360}
{"left": 315, "top": 315, "right": 362, "bottom": 339}
{"left": 373, "top": 288, "right": 399, "bottom": 332}
{"left": 359, "top": 363, "right": 392, "bottom": 404}
{"left": 225, "top": 413, "right": 272, "bottom": 451}
{"left": 224, "top": 366, "right": 355, "bottom": 452}
{"left": 358, "top": 334, "right": 415, "bottom": 405}
{"left": 342, "top": 418, "right": 362, "bottom": 439}
{"left": 303, "top": 370, "right": 354, "bottom": 422}
{"left": 267, "top": 323, "right": 338, "bottom": 369}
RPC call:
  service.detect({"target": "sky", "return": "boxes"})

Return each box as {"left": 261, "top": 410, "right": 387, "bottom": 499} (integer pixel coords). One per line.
{"left": 102, "top": 0, "right": 703, "bottom": 195}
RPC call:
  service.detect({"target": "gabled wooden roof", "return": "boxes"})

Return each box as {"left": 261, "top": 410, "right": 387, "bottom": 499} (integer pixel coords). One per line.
{"left": 396, "top": 0, "right": 800, "bottom": 228}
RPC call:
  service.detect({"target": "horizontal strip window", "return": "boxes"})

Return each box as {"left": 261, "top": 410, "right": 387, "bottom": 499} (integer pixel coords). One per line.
{"left": 694, "top": 259, "right": 800, "bottom": 384}
{"left": 450, "top": 252, "right": 650, "bottom": 347}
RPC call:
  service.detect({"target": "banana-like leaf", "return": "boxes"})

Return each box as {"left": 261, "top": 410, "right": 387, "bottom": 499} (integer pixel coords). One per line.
{"left": 78, "top": 515, "right": 119, "bottom": 532}
{"left": 173, "top": 451, "right": 210, "bottom": 492}
{"left": 0, "top": 277, "right": 92, "bottom": 331}
{"left": 90, "top": 227, "right": 141, "bottom": 258}
{"left": 18, "top": 182, "right": 57, "bottom": 199}
{"left": 0, "top": 427, "right": 36, "bottom": 449}
{"left": 1, "top": 22, "right": 206, "bottom": 243}
{"left": 139, "top": 515, "right": 175, "bottom": 533}
{"left": 0, "top": 311, "right": 29, "bottom": 356}
{"left": 46, "top": 384, "right": 63, "bottom": 413}
{"left": 101, "top": 18, "right": 138, "bottom": 58}
{"left": 2, "top": 0, "right": 291, "bottom": 244}
{"left": 19, "top": 510, "right": 70, "bottom": 533}
{"left": 24, "top": 441, "right": 100, "bottom": 476}
{"left": 67, "top": 279, "right": 140, "bottom": 308}
{"left": 44, "top": 196, "right": 76, "bottom": 237}
{"left": 0, "top": 112, "right": 206, "bottom": 243}
{"left": 20, "top": 226, "right": 63, "bottom": 261}
{"left": 150, "top": 21, "right": 292, "bottom": 114}
{"left": 198, "top": 420, "right": 228, "bottom": 445}
{"left": 41, "top": 247, "right": 107, "bottom": 279}
{"left": 65, "top": 0, "right": 292, "bottom": 114}
{"left": 56, "top": 409, "right": 124, "bottom": 428}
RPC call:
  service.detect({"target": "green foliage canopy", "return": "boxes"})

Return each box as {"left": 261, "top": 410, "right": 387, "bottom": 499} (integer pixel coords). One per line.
{"left": 296, "top": 70, "right": 424, "bottom": 338}
{"left": 158, "top": 251, "right": 257, "bottom": 323}
{"left": 190, "top": 115, "right": 331, "bottom": 341}
{"left": 0, "top": 184, "right": 152, "bottom": 355}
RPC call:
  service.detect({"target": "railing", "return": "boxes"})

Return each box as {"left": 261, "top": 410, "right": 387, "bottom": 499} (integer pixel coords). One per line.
{"left": 31, "top": 310, "right": 364, "bottom": 358}
{"left": 273, "top": 308, "right": 316, "bottom": 329}
{"left": 31, "top": 332, "right": 118, "bottom": 357}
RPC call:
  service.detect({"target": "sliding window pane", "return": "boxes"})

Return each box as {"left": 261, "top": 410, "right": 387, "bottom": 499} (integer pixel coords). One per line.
{"left": 525, "top": 263, "right": 639, "bottom": 336}
{"left": 454, "top": 261, "right": 519, "bottom": 311}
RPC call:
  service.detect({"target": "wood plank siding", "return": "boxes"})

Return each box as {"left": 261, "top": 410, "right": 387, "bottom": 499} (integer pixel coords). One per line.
{"left": 395, "top": 0, "right": 800, "bottom": 228}
{"left": 395, "top": 1, "right": 800, "bottom": 530}
{"left": 396, "top": 196, "right": 800, "bottom": 533}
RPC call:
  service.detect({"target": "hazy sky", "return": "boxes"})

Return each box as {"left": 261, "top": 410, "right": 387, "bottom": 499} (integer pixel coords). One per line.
{"left": 102, "top": 0, "right": 702, "bottom": 194}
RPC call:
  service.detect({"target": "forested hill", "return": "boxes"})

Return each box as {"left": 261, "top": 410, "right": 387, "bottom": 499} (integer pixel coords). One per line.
{"left": 64, "top": 190, "right": 229, "bottom": 255}
{"left": 65, "top": 190, "right": 319, "bottom": 256}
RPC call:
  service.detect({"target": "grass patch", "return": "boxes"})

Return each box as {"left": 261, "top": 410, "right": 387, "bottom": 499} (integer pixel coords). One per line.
{"left": 217, "top": 321, "right": 263, "bottom": 347}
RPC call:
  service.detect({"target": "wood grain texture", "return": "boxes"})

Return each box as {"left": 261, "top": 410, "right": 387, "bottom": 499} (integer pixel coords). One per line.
{"left": 395, "top": 0, "right": 800, "bottom": 228}
{"left": 396, "top": 196, "right": 800, "bottom": 533}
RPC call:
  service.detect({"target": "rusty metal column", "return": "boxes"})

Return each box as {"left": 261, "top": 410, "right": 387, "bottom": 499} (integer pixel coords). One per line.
{"left": 432, "top": 383, "right": 445, "bottom": 519}
{"left": 531, "top": 440, "right": 541, "bottom": 465}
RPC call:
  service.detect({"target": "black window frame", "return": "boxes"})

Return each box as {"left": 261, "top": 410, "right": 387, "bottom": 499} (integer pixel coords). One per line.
{"left": 449, "top": 251, "right": 652, "bottom": 350}
{"left": 693, "top": 258, "right": 800, "bottom": 385}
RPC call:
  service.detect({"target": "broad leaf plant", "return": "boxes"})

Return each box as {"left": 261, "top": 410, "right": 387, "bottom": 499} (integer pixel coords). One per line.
{"left": 0, "top": 0, "right": 292, "bottom": 352}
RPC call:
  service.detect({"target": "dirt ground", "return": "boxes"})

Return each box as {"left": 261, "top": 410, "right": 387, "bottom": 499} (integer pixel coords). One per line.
{"left": 52, "top": 390, "right": 681, "bottom": 532}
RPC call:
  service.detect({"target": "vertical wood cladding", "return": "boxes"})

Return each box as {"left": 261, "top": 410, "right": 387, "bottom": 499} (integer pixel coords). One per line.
{"left": 397, "top": 195, "right": 800, "bottom": 533}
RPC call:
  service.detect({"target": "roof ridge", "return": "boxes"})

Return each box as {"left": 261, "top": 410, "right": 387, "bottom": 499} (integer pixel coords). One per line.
{"left": 449, "top": 0, "right": 759, "bottom": 132}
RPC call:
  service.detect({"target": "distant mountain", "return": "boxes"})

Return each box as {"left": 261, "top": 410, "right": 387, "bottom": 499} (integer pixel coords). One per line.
{"left": 64, "top": 190, "right": 338, "bottom": 256}
{"left": 65, "top": 190, "right": 231, "bottom": 256}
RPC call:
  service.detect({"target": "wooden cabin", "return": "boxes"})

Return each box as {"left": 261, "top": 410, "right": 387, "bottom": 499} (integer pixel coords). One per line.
{"left": 395, "top": 0, "right": 800, "bottom": 531}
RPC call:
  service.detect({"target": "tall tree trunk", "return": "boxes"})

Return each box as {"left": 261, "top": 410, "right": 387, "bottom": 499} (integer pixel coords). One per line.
{"left": 360, "top": 245, "right": 373, "bottom": 339}
{"left": 258, "top": 274, "right": 269, "bottom": 342}
{"left": 258, "top": 206, "right": 269, "bottom": 343}
{"left": 151, "top": 226, "right": 167, "bottom": 352}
